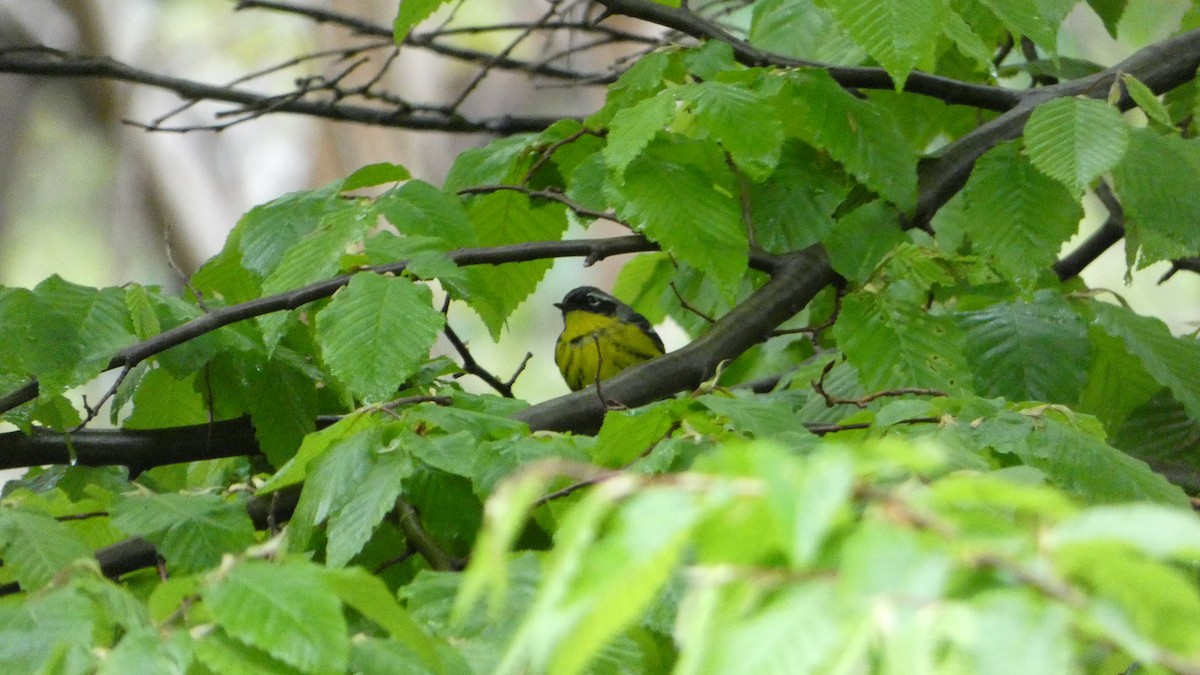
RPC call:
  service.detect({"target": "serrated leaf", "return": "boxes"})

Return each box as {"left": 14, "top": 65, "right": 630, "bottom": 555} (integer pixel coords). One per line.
{"left": 1121, "top": 74, "right": 1172, "bottom": 127}
{"left": 258, "top": 207, "right": 374, "bottom": 350}
{"left": 1025, "top": 97, "right": 1129, "bottom": 194}
{"left": 322, "top": 566, "right": 444, "bottom": 670}
{"left": 603, "top": 92, "right": 676, "bottom": 178}
{"left": 204, "top": 560, "right": 349, "bottom": 674}
{"left": 285, "top": 423, "right": 383, "bottom": 552}
{"left": 823, "top": 201, "right": 908, "bottom": 283}
{"left": 459, "top": 192, "right": 567, "bottom": 338}
{"left": 326, "top": 447, "right": 413, "bottom": 567}
{"left": 784, "top": 71, "right": 918, "bottom": 211}
{"left": 751, "top": 142, "right": 851, "bottom": 254}
{"left": 942, "top": 9, "right": 998, "bottom": 74}
{"left": 316, "top": 274, "right": 443, "bottom": 402}
{"left": 1052, "top": 504, "right": 1200, "bottom": 559}
{"left": 749, "top": 0, "right": 864, "bottom": 63}
{"left": 19, "top": 277, "right": 137, "bottom": 398}
{"left": 966, "top": 409, "right": 1189, "bottom": 506}
{"left": 833, "top": 291, "right": 970, "bottom": 392}
{"left": 111, "top": 493, "right": 256, "bottom": 574}
{"left": 195, "top": 630, "right": 305, "bottom": 675}
{"left": 680, "top": 80, "right": 784, "bottom": 180}
{"left": 978, "top": 0, "right": 1074, "bottom": 50}
{"left": 959, "top": 291, "right": 1090, "bottom": 403}
{"left": 934, "top": 140, "right": 1082, "bottom": 280}
{"left": 608, "top": 136, "right": 748, "bottom": 296}
{"left": 0, "top": 509, "right": 92, "bottom": 589}
{"left": 1087, "top": 0, "right": 1126, "bottom": 36}
{"left": 376, "top": 179, "right": 476, "bottom": 249}
{"left": 124, "top": 367, "right": 209, "bottom": 428}
{"left": 393, "top": 0, "right": 451, "bottom": 40}
{"left": 593, "top": 400, "right": 681, "bottom": 467}
{"left": 100, "top": 628, "right": 192, "bottom": 675}
{"left": 246, "top": 357, "right": 319, "bottom": 467}
{"left": 1093, "top": 302, "right": 1200, "bottom": 422}
{"left": 1111, "top": 128, "right": 1200, "bottom": 268}
{"left": 237, "top": 183, "right": 352, "bottom": 277}
{"left": 968, "top": 593, "right": 1073, "bottom": 675}
{"left": 342, "top": 162, "right": 411, "bottom": 191}
{"left": 697, "top": 584, "right": 842, "bottom": 675}
{"left": 822, "top": 0, "right": 948, "bottom": 88}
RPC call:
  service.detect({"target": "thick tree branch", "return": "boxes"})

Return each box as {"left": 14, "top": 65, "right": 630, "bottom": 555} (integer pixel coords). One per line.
{"left": 514, "top": 246, "right": 840, "bottom": 434}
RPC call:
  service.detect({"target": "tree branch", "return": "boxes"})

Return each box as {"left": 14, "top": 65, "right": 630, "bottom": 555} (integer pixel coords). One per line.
{"left": 0, "top": 235, "right": 659, "bottom": 416}
{"left": 594, "top": 0, "right": 1022, "bottom": 111}
{"left": 0, "top": 46, "right": 562, "bottom": 134}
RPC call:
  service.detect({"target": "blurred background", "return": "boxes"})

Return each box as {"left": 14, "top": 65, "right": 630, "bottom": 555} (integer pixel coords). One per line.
{"left": 0, "top": 0, "right": 1197, "bottom": 409}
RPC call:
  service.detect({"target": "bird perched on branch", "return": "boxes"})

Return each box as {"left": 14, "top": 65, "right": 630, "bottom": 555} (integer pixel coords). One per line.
{"left": 554, "top": 286, "right": 665, "bottom": 391}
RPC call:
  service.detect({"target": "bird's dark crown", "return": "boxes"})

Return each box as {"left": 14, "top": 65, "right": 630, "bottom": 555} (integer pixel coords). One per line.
{"left": 555, "top": 286, "right": 619, "bottom": 314}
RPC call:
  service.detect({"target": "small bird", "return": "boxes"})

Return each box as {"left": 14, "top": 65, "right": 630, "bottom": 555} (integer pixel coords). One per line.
{"left": 554, "top": 286, "right": 665, "bottom": 391}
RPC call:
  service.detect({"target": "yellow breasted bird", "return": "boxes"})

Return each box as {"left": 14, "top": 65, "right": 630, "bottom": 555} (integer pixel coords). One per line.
{"left": 554, "top": 286, "right": 665, "bottom": 391}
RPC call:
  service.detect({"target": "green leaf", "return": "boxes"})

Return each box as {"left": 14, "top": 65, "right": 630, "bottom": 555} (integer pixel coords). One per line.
{"left": 1111, "top": 128, "right": 1200, "bottom": 267}
{"left": 393, "top": 0, "right": 451, "bottom": 40}
{"left": 783, "top": 70, "right": 918, "bottom": 211}
{"left": 1077, "top": 327, "right": 1160, "bottom": 431}
{"left": 823, "top": 200, "right": 907, "bottom": 283}
{"left": 258, "top": 206, "right": 373, "bottom": 350}
{"left": 680, "top": 79, "right": 784, "bottom": 180}
{"left": 316, "top": 274, "right": 444, "bottom": 402}
{"left": 286, "top": 422, "right": 381, "bottom": 551}
{"left": 123, "top": 368, "right": 209, "bottom": 429}
{"left": 967, "top": 593, "right": 1073, "bottom": 675}
{"left": 608, "top": 136, "right": 748, "bottom": 296}
{"left": 459, "top": 192, "right": 567, "bottom": 338}
{"left": 1086, "top": 0, "right": 1126, "bottom": 36}
{"left": 1121, "top": 74, "right": 1172, "bottom": 127}
{"left": 376, "top": 180, "right": 476, "bottom": 250}
{"left": 750, "top": 142, "right": 851, "bottom": 255}
{"left": 593, "top": 401, "right": 681, "bottom": 467}
{"left": 100, "top": 628, "right": 192, "bottom": 675}
{"left": 840, "top": 520, "right": 951, "bottom": 600}
{"left": 111, "top": 493, "right": 257, "bottom": 574}
{"left": 260, "top": 414, "right": 379, "bottom": 494}
{"left": 194, "top": 630, "right": 305, "bottom": 675}
{"left": 325, "top": 446, "right": 413, "bottom": 567}
{"left": 1024, "top": 97, "right": 1129, "bottom": 194}
{"left": 821, "top": 0, "right": 948, "bottom": 88}
{"left": 16, "top": 277, "right": 137, "bottom": 400}
{"left": 236, "top": 183, "right": 351, "bottom": 277}
{"left": 0, "top": 586, "right": 98, "bottom": 673}
{"left": 1051, "top": 504, "right": 1200, "bottom": 558}
{"left": 757, "top": 445, "right": 853, "bottom": 567}
{"left": 245, "top": 356, "right": 319, "bottom": 467}
{"left": 603, "top": 92, "right": 676, "bottom": 178}
{"left": 1093, "top": 302, "right": 1200, "bottom": 422}
{"left": 833, "top": 291, "right": 970, "bottom": 392}
{"left": 749, "top": 0, "right": 864, "bottom": 63}
{"left": 933, "top": 140, "right": 1082, "bottom": 280}
{"left": 342, "top": 162, "right": 411, "bottom": 191}
{"left": 962, "top": 409, "right": 1189, "bottom": 506}
{"left": 321, "top": 567, "right": 445, "bottom": 671}
{"left": 0, "top": 509, "right": 92, "bottom": 589}
{"left": 959, "top": 291, "right": 1090, "bottom": 403}
{"left": 977, "top": 0, "right": 1075, "bottom": 50}
{"left": 204, "top": 560, "right": 349, "bottom": 674}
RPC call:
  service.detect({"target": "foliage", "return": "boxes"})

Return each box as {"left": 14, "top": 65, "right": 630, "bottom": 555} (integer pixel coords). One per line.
{"left": 3, "top": 1, "right": 1200, "bottom": 673}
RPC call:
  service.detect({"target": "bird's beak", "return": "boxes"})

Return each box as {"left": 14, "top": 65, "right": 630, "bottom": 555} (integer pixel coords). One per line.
{"left": 553, "top": 302, "right": 563, "bottom": 310}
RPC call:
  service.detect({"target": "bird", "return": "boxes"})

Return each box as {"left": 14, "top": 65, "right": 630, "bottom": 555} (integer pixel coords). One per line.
{"left": 554, "top": 286, "right": 665, "bottom": 391}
